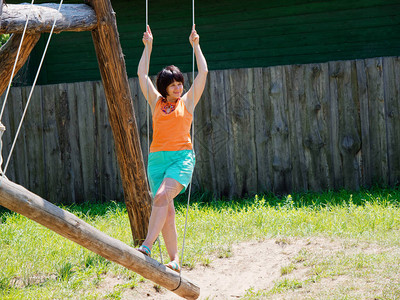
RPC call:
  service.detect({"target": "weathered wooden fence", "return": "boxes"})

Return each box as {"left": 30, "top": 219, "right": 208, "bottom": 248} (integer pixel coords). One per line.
{"left": 1, "top": 56, "right": 399, "bottom": 203}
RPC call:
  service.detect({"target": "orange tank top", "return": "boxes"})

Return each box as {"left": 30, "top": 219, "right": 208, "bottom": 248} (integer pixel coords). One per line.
{"left": 150, "top": 97, "right": 193, "bottom": 152}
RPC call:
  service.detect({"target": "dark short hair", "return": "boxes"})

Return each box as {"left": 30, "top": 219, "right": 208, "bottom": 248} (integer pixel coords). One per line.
{"left": 156, "top": 65, "right": 184, "bottom": 98}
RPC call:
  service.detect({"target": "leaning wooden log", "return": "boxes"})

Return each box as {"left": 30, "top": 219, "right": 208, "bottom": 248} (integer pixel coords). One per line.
{"left": 0, "top": 4, "right": 97, "bottom": 34}
{"left": 87, "top": 0, "right": 152, "bottom": 243}
{"left": 0, "top": 33, "right": 40, "bottom": 97}
{"left": 0, "top": 178, "right": 200, "bottom": 299}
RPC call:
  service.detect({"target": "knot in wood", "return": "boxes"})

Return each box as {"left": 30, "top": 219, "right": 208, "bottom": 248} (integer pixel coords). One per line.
{"left": 330, "top": 71, "right": 343, "bottom": 78}
{"left": 270, "top": 82, "right": 281, "bottom": 94}
{"left": 272, "top": 123, "right": 289, "bottom": 137}
{"left": 314, "top": 103, "right": 321, "bottom": 111}
{"left": 312, "top": 66, "right": 321, "bottom": 75}
{"left": 341, "top": 135, "right": 360, "bottom": 153}
{"left": 100, "top": 17, "right": 108, "bottom": 26}
{"left": 304, "top": 135, "right": 325, "bottom": 151}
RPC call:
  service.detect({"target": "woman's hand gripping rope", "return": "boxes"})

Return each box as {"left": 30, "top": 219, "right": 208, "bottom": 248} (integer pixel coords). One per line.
{"left": 142, "top": 25, "right": 153, "bottom": 47}
{"left": 189, "top": 24, "right": 199, "bottom": 47}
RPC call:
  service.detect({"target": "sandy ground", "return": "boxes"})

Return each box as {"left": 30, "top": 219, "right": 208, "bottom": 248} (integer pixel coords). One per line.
{"left": 97, "top": 237, "right": 348, "bottom": 299}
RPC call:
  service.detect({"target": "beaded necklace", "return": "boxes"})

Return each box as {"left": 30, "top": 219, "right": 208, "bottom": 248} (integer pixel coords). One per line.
{"left": 161, "top": 97, "right": 179, "bottom": 114}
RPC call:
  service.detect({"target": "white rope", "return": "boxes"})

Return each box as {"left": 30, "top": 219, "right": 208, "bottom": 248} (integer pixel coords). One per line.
{"left": 145, "top": 0, "right": 150, "bottom": 156}
{"left": 3, "top": 0, "right": 64, "bottom": 174}
{"left": 179, "top": 0, "right": 195, "bottom": 275}
{"left": 144, "top": 0, "right": 163, "bottom": 264}
{"left": 0, "top": 0, "right": 35, "bottom": 121}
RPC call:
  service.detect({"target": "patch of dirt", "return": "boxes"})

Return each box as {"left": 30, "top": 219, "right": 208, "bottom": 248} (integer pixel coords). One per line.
{"left": 97, "top": 237, "right": 389, "bottom": 299}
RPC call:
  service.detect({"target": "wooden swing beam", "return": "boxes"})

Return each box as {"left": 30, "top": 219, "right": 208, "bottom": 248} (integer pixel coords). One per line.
{"left": 0, "top": 4, "right": 97, "bottom": 33}
{"left": 0, "top": 177, "right": 200, "bottom": 299}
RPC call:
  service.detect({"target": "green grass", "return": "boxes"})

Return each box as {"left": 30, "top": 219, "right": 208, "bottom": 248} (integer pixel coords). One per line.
{"left": 0, "top": 34, "right": 10, "bottom": 47}
{"left": 0, "top": 187, "right": 400, "bottom": 299}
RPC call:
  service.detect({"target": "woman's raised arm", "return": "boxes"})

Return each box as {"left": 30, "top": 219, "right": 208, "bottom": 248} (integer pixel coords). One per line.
{"left": 183, "top": 24, "right": 208, "bottom": 113}
{"left": 137, "top": 25, "right": 160, "bottom": 110}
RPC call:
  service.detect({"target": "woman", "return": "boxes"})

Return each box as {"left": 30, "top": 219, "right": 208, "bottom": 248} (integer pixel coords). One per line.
{"left": 136, "top": 24, "right": 208, "bottom": 272}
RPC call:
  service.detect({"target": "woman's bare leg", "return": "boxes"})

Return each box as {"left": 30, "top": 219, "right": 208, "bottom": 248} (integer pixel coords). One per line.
{"left": 141, "top": 178, "right": 183, "bottom": 253}
{"left": 162, "top": 201, "right": 179, "bottom": 262}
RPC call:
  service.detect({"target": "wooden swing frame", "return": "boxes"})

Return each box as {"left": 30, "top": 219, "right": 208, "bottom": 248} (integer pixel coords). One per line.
{"left": 0, "top": 1, "right": 200, "bottom": 299}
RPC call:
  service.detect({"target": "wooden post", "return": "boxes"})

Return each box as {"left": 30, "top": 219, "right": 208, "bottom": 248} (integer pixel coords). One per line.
{"left": 0, "top": 178, "right": 200, "bottom": 299}
{"left": 0, "top": 33, "right": 41, "bottom": 97}
{"left": 86, "top": 0, "right": 152, "bottom": 243}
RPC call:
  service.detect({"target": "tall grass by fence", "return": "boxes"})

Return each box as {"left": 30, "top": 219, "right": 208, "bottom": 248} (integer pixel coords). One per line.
{"left": 0, "top": 56, "right": 399, "bottom": 203}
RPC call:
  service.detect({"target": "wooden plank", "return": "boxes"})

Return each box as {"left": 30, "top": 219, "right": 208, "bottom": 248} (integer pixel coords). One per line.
{"left": 52, "top": 83, "right": 68, "bottom": 202}
{"left": 383, "top": 57, "right": 400, "bottom": 186}
{"left": 94, "top": 80, "right": 123, "bottom": 201}
{"left": 13, "top": 86, "right": 31, "bottom": 187}
{"left": 303, "top": 63, "right": 331, "bottom": 191}
{"left": 245, "top": 68, "right": 258, "bottom": 194}
{"left": 331, "top": 61, "right": 361, "bottom": 190}
{"left": 356, "top": 59, "right": 371, "bottom": 186}
{"left": 208, "top": 69, "right": 232, "bottom": 196}
{"left": 52, "top": 84, "right": 76, "bottom": 203}
{"left": 328, "top": 61, "right": 344, "bottom": 189}
{"left": 129, "top": 76, "right": 149, "bottom": 168}
{"left": 190, "top": 70, "right": 212, "bottom": 194}
{"left": 284, "top": 64, "right": 307, "bottom": 191}
{"left": 0, "top": 4, "right": 97, "bottom": 34}
{"left": 0, "top": 178, "right": 200, "bottom": 300}
{"left": 75, "top": 81, "right": 97, "bottom": 202}
{"left": 2, "top": 86, "right": 28, "bottom": 184}
{"left": 317, "top": 63, "right": 334, "bottom": 189}
{"left": 64, "top": 82, "right": 85, "bottom": 202}
{"left": 253, "top": 67, "right": 272, "bottom": 192}
{"left": 365, "top": 58, "right": 388, "bottom": 184}
{"left": 217, "top": 69, "right": 237, "bottom": 197}
{"left": 268, "top": 66, "right": 291, "bottom": 193}
{"left": 232, "top": 68, "right": 257, "bottom": 195}
{"left": 24, "top": 85, "right": 45, "bottom": 197}
{"left": 261, "top": 67, "right": 276, "bottom": 192}
{"left": 41, "top": 83, "right": 65, "bottom": 202}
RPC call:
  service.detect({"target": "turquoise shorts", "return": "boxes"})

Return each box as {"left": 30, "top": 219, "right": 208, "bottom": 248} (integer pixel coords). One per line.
{"left": 147, "top": 150, "right": 195, "bottom": 196}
